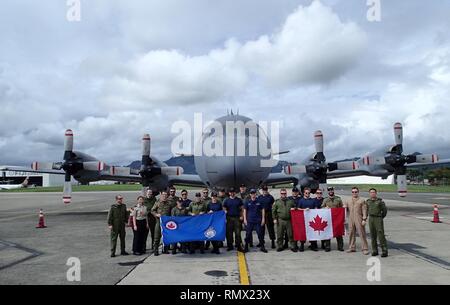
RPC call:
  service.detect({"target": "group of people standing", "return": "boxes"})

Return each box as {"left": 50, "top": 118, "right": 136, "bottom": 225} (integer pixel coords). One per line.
{"left": 107, "top": 184, "right": 388, "bottom": 258}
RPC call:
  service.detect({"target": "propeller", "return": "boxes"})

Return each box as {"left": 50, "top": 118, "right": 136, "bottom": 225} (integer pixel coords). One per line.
{"left": 360, "top": 123, "right": 439, "bottom": 197}
{"left": 31, "top": 129, "right": 110, "bottom": 204}
{"left": 136, "top": 134, "right": 183, "bottom": 192}
{"left": 62, "top": 129, "right": 76, "bottom": 204}
{"left": 284, "top": 130, "right": 353, "bottom": 192}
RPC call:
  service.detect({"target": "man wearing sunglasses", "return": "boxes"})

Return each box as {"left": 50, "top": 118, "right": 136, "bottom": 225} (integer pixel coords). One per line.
{"left": 321, "top": 186, "right": 344, "bottom": 252}
{"left": 223, "top": 188, "right": 244, "bottom": 252}
{"left": 180, "top": 189, "right": 192, "bottom": 208}
{"left": 344, "top": 187, "right": 369, "bottom": 255}
{"left": 108, "top": 195, "right": 129, "bottom": 258}
{"left": 151, "top": 191, "right": 173, "bottom": 256}
{"left": 272, "top": 189, "right": 297, "bottom": 252}
{"left": 366, "top": 188, "right": 388, "bottom": 257}
{"left": 167, "top": 186, "right": 180, "bottom": 209}
{"left": 143, "top": 189, "right": 158, "bottom": 252}
{"left": 200, "top": 188, "right": 211, "bottom": 205}
{"left": 297, "top": 187, "right": 321, "bottom": 252}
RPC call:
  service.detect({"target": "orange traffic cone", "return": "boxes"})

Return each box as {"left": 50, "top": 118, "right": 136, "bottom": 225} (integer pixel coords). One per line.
{"left": 432, "top": 204, "right": 442, "bottom": 223}
{"left": 36, "top": 209, "right": 47, "bottom": 228}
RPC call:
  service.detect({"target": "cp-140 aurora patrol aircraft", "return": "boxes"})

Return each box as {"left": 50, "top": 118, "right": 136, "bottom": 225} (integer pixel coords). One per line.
{"left": 1, "top": 113, "right": 449, "bottom": 204}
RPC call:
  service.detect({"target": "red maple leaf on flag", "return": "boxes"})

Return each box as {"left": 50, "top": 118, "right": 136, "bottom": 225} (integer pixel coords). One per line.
{"left": 309, "top": 215, "right": 328, "bottom": 234}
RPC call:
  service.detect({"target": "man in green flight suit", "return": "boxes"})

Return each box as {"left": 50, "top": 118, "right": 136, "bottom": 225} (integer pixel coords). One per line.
{"left": 187, "top": 193, "right": 208, "bottom": 254}
{"left": 107, "top": 194, "right": 129, "bottom": 257}
{"left": 321, "top": 186, "right": 344, "bottom": 252}
{"left": 151, "top": 190, "right": 173, "bottom": 256}
{"left": 167, "top": 186, "right": 180, "bottom": 209}
{"left": 200, "top": 188, "right": 212, "bottom": 204}
{"left": 143, "top": 188, "right": 158, "bottom": 252}
{"left": 272, "top": 188, "right": 297, "bottom": 252}
{"left": 367, "top": 188, "right": 388, "bottom": 257}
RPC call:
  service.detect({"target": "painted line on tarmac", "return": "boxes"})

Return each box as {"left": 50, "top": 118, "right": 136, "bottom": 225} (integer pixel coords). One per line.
{"left": 237, "top": 251, "right": 250, "bottom": 285}
{"left": 0, "top": 240, "right": 43, "bottom": 271}
{"left": 387, "top": 241, "right": 450, "bottom": 270}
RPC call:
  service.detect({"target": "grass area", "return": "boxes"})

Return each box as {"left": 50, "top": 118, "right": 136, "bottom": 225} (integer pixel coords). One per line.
{"left": 0, "top": 184, "right": 199, "bottom": 193}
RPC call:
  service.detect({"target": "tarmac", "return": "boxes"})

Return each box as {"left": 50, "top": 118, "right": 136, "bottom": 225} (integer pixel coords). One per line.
{"left": 0, "top": 190, "right": 449, "bottom": 285}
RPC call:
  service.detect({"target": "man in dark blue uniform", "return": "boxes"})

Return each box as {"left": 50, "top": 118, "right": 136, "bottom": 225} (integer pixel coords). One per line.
{"left": 223, "top": 187, "right": 244, "bottom": 252}
{"left": 207, "top": 192, "right": 223, "bottom": 254}
{"left": 180, "top": 189, "right": 192, "bottom": 208}
{"left": 258, "top": 185, "right": 276, "bottom": 249}
{"left": 243, "top": 189, "right": 267, "bottom": 253}
{"left": 288, "top": 187, "right": 302, "bottom": 205}
{"left": 297, "top": 187, "right": 321, "bottom": 252}
{"left": 314, "top": 189, "right": 327, "bottom": 250}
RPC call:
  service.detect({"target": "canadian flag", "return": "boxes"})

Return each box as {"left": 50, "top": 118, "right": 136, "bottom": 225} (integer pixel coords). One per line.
{"left": 291, "top": 208, "right": 345, "bottom": 241}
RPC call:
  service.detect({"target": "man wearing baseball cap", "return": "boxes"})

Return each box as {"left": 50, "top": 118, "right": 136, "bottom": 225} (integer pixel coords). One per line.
{"left": 243, "top": 189, "right": 267, "bottom": 253}
{"left": 223, "top": 187, "right": 244, "bottom": 252}
{"left": 258, "top": 185, "right": 276, "bottom": 249}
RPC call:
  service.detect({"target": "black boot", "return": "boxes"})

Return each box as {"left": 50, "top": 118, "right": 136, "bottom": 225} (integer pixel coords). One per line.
{"left": 172, "top": 248, "right": 177, "bottom": 255}
{"left": 260, "top": 245, "right": 268, "bottom": 253}
{"left": 271, "top": 240, "right": 276, "bottom": 249}
{"left": 154, "top": 249, "right": 159, "bottom": 256}
{"left": 163, "top": 246, "right": 169, "bottom": 254}
{"left": 243, "top": 243, "right": 249, "bottom": 253}
{"left": 299, "top": 243, "right": 304, "bottom": 252}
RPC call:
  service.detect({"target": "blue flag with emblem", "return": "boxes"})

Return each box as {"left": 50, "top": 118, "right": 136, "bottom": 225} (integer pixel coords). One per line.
{"left": 161, "top": 211, "right": 226, "bottom": 245}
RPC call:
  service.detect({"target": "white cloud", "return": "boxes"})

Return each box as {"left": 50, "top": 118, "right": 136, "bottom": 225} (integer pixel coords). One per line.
{"left": 1, "top": 0, "right": 450, "bottom": 168}
{"left": 99, "top": 1, "right": 367, "bottom": 110}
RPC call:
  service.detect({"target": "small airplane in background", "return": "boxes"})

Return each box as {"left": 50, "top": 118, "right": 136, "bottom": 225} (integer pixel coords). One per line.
{"left": 0, "top": 176, "right": 30, "bottom": 190}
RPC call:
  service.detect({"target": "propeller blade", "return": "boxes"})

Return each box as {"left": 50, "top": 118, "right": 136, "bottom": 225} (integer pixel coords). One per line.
{"left": 63, "top": 173, "right": 72, "bottom": 204}
{"left": 314, "top": 131, "right": 324, "bottom": 153}
{"left": 63, "top": 129, "right": 74, "bottom": 161}
{"left": 334, "top": 161, "right": 359, "bottom": 171}
{"left": 284, "top": 165, "right": 307, "bottom": 175}
{"left": 141, "top": 134, "right": 151, "bottom": 170}
{"left": 415, "top": 154, "right": 439, "bottom": 164}
{"left": 31, "top": 162, "right": 57, "bottom": 171}
{"left": 394, "top": 123, "right": 403, "bottom": 146}
{"left": 161, "top": 166, "right": 184, "bottom": 176}
{"left": 109, "top": 166, "right": 131, "bottom": 176}
{"left": 361, "top": 155, "right": 386, "bottom": 166}
{"left": 397, "top": 174, "right": 407, "bottom": 197}
{"left": 82, "top": 161, "right": 106, "bottom": 171}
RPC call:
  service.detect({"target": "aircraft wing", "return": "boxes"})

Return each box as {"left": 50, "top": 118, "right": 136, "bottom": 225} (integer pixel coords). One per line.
{"left": 0, "top": 165, "right": 65, "bottom": 175}
{"left": 263, "top": 172, "right": 299, "bottom": 186}
{"left": 167, "top": 174, "right": 207, "bottom": 188}
{"left": 326, "top": 169, "right": 371, "bottom": 179}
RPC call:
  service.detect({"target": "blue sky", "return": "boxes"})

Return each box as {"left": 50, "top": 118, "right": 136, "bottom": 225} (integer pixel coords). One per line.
{"left": 1, "top": 0, "right": 449, "bottom": 165}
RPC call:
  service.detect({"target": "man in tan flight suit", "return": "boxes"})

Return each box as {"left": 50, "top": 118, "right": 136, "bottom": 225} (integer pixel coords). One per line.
{"left": 344, "top": 187, "right": 369, "bottom": 255}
